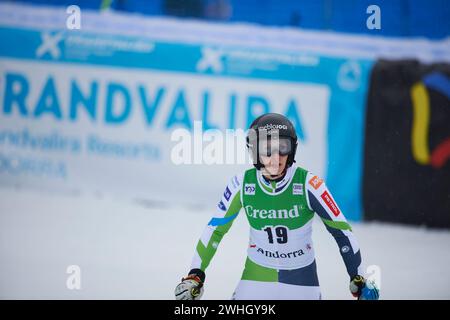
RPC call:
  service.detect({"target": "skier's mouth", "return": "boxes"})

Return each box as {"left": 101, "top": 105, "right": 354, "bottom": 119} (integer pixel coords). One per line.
{"left": 267, "top": 164, "right": 281, "bottom": 172}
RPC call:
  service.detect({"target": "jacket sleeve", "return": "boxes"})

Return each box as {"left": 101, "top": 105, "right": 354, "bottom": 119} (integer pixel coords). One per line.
{"left": 190, "top": 174, "right": 243, "bottom": 272}
{"left": 305, "top": 172, "right": 363, "bottom": 279}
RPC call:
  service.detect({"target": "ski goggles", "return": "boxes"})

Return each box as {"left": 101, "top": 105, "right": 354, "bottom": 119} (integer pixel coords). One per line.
{"left": 258, "top": 137, "right": 293, "bottom": 157}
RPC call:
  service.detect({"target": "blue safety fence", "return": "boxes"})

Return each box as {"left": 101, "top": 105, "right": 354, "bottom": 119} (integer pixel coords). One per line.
{"left": 7, "top": 0, "right": 449, "bottom": 39}
{"left": 229, "top": 0, "right": 449, "bottom": 39}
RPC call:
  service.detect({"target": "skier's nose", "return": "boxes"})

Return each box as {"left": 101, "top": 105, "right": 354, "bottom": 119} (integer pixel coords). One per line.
{"left": 269, "top": 153, "right": 280, "bottom": 165}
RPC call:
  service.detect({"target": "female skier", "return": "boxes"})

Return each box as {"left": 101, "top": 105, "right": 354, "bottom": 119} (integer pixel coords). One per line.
{"left": 175, "top": 113, "right": 379, "bottom": 300}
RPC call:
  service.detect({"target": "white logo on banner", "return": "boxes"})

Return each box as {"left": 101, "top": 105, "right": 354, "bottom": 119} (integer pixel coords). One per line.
{"left": 338, "top": 60, "right": 361, "bottom": 91}
{"left": 196, "top": 47, "right": 224, "bottom": 73}
{"left": 36, "top": 31, "right": 64, "bottom": 59}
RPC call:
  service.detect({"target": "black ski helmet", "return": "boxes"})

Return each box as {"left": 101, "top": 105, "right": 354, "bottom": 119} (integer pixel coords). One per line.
{"left": 246, "top": 113, "right": 298, "bottom": 170}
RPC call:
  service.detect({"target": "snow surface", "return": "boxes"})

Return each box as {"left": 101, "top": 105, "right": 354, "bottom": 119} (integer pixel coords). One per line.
{"left": 0, "top": 186, "right": 449, "bottom": 299}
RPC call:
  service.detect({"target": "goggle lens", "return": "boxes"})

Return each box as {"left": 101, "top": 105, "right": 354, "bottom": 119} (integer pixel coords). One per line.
{"left": 259, "top": 138, "right": 292, "bottom": 157}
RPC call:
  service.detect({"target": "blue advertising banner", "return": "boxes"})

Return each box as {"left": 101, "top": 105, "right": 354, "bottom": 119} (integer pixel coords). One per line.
{"left": 0, "top": 3, "right": 414, "bottom": 221}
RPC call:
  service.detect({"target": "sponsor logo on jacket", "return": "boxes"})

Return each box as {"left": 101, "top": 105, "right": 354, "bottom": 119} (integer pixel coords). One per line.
{"left": 255, "top": 247, "right": 305, "bottom": 259}
{"left": 308, "top": 175, "right": 323, "bottom": 190}
{"left": 244, "top": 204, "right": 300, "bottom": 219}
{"left": 321, "top": 190, "right": 340, "bottom": 216}
{"left": 292, "top": 183, "right": 303, "bottom": 195}
{"left": 244, "top": 183, "right": 256, "bottom": 195}
{"left": 223, "top": 186, "right": 232, "bottom": 201}
{"left": 218, "top": 200, "right": 226, "bottom": 211}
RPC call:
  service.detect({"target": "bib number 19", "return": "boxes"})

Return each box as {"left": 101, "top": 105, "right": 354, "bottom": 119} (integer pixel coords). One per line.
{"left": 263, "top": 226, "right": 288, "bottom": 244}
